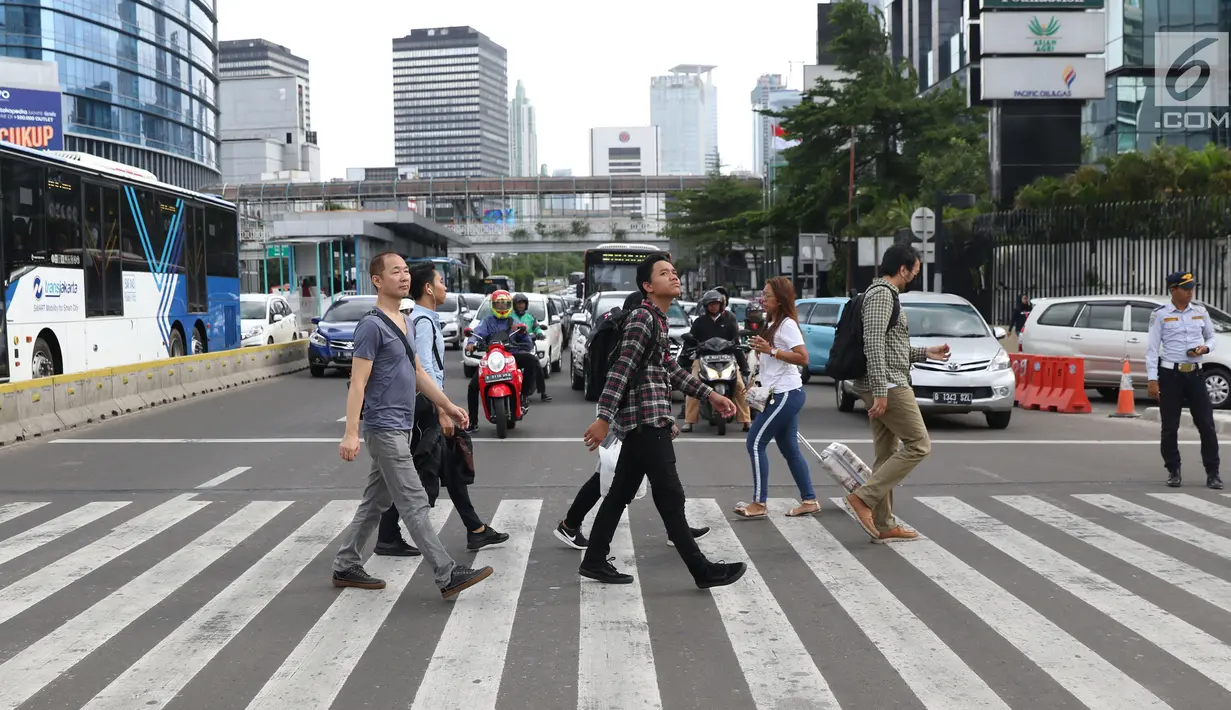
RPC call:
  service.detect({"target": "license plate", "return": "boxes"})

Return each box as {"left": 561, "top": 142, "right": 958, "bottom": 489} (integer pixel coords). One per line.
{"left": 932, "top": 391, "right": 972, "bottom": 404}
{"left": 485, "top": 372, "right": 512, "bottom": 383}
{"left": 334, "top": 352, "right": 351, "bottom": 362}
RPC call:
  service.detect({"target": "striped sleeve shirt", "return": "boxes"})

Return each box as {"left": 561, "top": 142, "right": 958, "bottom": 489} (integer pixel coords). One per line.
{"left": 856, "top": 278, "right": 928, "bottom": 397}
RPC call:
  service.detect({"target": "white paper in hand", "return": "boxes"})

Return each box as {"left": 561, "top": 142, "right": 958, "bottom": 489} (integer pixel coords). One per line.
{"left": 597, "top": 434, "right": 647, "bottom": 500}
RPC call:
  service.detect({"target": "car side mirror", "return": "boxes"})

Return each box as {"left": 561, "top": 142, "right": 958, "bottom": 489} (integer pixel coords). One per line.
{"left": 272, "top": 313, "right": 284, "bottom": 323}
{"left": 311, "top": 317, "right": 321, "bottom": 325}
{"left": 993, "top": 326, "right": 1007, "bottom": 340}
{"left": 571, "top": 312, "right": 587, "bottom": 325}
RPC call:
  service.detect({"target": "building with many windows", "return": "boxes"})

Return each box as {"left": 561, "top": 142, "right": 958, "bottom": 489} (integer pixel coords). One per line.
{"left": 392, "top": 26, "right": 509, "bottom": 178}
{"left": 218, "top": 39, "right": 311, "bottom": 130}
{"left": 0, "top": 0, "right": 221, "bottom": 190}
{"left": 590, "top": 126, "right": 661, "bottom": 215}
{"left": 508, "top": 79, "right": 537, "bottom": 177}
{"left": 650, "top": 65, "right": 718, "bottom": 175}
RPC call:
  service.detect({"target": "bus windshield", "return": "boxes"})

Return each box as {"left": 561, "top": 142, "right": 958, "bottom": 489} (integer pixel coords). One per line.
{"left": 583, "top": 244, "right": 663, "bottom": 299}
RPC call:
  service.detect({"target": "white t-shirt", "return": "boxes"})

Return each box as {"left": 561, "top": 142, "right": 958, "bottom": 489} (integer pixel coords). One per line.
{"left": 759, "top": 317, "right": 805, "bottom": 392}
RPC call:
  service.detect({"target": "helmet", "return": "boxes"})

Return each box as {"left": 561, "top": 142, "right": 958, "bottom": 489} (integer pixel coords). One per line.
{"left": 699, "top": 289, "right": 724, "bottom": 309}
{"left": 490, "top": 290, "right": 513, "bottom": 318}
{"left": 714, "top": 286, "right": 730, "bottom": 305}
{"left": 512, "top": 293, "right": 529, "bottom": 311}
{"left": 399, "top": 298, "right": 414, "bottom": 315}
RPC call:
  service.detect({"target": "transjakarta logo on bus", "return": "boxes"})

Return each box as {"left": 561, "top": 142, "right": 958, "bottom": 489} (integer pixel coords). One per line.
{"left": 32, "top": 276, "right": 78, "bottom": 300}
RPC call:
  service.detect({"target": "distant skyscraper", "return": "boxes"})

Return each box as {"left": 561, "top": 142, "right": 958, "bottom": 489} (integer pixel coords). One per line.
{"left": 650, "top": 65, "right": 718, "bottom": 175}
{"left": 219, "top": 39, "right": 312, "bottom": 130}
{"left": 392, "top": 26, "right": 509, "bottom": 178}
{"left": 508, "top": 80, "right": 537, "bottom": 176}
{"left": 751, "top": 74, "right": 786, "bottom": 176}
{"left": 591, "top": 127, "right": 662, "bottom": 215}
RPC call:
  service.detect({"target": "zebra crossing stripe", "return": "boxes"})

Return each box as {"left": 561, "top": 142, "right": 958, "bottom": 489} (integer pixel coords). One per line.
{"left": 774, "top": 499, "right": 1008, "bottom": 709}
{"left": 577, "top": 509, "right": 661, "bottom": 710}
{"left": 80, "top": 500, "right": 357, "bottom": 710}
{"left": 996, "top": 496, "right": 1231, "bottom": 616}
{"left": 686, "top": 498, "right": 842, "bottom": 710}
{"left": 244, "top": 502, "right": 455, "bottom": 710}
{"left": 0, "top": 502, "right": 49, "bottom": 526}
{"left": 1075, "top": 494, "right": 1231, "bottom": 562}
{"left": 0, "top": 501, "right": 129, "bottom": 567}
{"left": 1149, "top": 493, "right": 1231, "bottom": 525}
{"left": 829, "top": 498, "right": 1170, "bottom": 709}
{"left": 919, "top": 496, "right": 1231, "bottom": 693}
{"left": 410, "top": 499, "right": 542, "bottom": 710}
{"left": 0, "top": 495, "right": 208, "bottom": 625}
{"left": 0, "top": 501, "right": 291, "bottom": 710}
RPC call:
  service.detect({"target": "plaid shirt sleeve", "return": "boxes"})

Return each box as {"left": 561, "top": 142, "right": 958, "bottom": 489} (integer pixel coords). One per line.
{"left": 668, "top": 355, "right": 713, "bottom": 401}
{"left": 910, "top": 345, "right": 929, "bottom": 363}
{"left": 596, "top": 309, "right": 654, "bottom": 425}
{"left": 862, "top": 287, "right": 895, "bottom": 398}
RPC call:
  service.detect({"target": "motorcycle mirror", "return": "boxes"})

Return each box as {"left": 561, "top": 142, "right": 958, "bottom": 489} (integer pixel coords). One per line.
{"left": 464, "top": 327, "right": 473, "bottom": 337}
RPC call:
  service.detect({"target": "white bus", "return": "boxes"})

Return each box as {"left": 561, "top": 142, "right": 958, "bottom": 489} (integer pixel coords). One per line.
{"left": 1, "top": 142, "right": 241, "bottom": 382}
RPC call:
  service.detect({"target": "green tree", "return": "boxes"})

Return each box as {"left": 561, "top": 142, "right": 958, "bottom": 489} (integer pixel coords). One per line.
{"left": 569, "top": 219, "right": 592, "bottom": 237}
{"left": 662, "top": 174, "right": 764, "bottom": 257}
{"left": 509, "top": 227, "right": 531, "bottom": 242}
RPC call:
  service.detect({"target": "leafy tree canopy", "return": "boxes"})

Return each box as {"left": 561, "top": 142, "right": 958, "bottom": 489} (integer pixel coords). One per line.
{"left": 662, "top": 173, "right": 763, "bottom": 256}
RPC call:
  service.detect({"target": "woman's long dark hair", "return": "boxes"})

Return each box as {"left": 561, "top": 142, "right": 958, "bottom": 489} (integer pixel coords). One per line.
{"left": 762, "top": 276, "right": 799, "bottom": 345}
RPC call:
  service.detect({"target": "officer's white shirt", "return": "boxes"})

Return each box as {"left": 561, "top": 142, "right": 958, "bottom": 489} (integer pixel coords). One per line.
{"left": 1146, "top": 300, "right": 1217, "bottom": 381}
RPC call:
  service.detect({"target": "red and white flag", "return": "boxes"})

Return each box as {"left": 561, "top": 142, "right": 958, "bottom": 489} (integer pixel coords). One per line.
{"left": 772, "top": 124, "right": 801, "bottom": 150}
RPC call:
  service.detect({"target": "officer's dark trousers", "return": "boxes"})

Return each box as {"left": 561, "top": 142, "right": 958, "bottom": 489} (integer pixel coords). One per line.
{"left": 1159, "top": 368, "right": 1221, "bottom": 475}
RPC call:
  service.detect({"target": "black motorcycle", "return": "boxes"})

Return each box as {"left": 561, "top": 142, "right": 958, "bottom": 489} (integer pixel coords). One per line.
{"left": 682, "top": 334, "right": 741, "bottom": 436}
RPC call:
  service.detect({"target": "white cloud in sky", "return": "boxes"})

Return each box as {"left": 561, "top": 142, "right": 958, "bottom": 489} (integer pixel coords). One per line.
{"left": 216, "top": 0, "right": 820, "bottom": 180}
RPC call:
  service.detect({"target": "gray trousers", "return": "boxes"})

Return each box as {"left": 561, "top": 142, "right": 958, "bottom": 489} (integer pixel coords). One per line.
{"left": 332, "top": 429, "right": 455, "bottom": 588}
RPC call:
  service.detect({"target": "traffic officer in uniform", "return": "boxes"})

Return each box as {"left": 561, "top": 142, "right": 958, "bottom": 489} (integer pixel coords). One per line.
{"left": 1146, "top": 271, "right": 1222, "bottom": 489}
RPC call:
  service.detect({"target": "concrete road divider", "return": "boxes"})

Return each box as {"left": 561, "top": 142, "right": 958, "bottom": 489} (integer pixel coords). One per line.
{"left": 0, "top": 341, "right": 308, "bottom": 446}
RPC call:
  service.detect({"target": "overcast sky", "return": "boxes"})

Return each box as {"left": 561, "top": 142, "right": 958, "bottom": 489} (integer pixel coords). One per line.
{"left": 215, "top": 0, "right": 822, "bottom": 180}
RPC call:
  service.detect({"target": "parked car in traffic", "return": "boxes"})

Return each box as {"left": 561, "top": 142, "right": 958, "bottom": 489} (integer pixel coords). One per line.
{"left": 836, "top": 292, "right": 1015, "bottom": 429}
{"left": 436, "top": 293, "right": 468, "bottom": 349}
{"left": 1020, "top": 294, "right": 1231, "bottom": 408}
{"left": 795, "top": 297, "right": 850, "bottom": 384}
{"left": 461, "top": 292, "right": 564, "bottom": 378}
{"left": 307, "top": 295, "right": 377, "bottom": 377}
{"left": 240, "top": 293, "right": 299, "bottom": 347}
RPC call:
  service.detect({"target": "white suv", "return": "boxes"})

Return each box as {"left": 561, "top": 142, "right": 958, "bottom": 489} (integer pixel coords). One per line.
{"left": 1020, "top": 294, "right": 1231, "bottom": 408}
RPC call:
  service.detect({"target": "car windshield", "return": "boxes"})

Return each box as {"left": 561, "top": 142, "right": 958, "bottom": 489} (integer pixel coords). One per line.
{"left": 666, "top": 301, "right": 687, "bottom": 326}
{"left": 1198, "top": 301, "right": 1231, "bottom": 333}
{"left": 441, "top": 294, "right": 459, "bottom": 310}
{"left": 476, "top": 299, "right": 546, "bottom": 322}
{"left": 322, "top": 299, "right": 377, "bottom": 323}
{"left": 905, "top": 303, "right": 990, "bottom": 338}
{"left": 240, "top": 301, "right": 266, "bottom": 320}
{"left": 729, "top": 301, "right": 748, "bottom": 321}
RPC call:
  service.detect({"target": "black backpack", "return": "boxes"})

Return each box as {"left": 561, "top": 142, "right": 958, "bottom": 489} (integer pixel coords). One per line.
{"left": 585, "top": 305, "right": 661, "bottom": 397}
{"left": 824, "top": 284, "right": 901, "bottom": 381}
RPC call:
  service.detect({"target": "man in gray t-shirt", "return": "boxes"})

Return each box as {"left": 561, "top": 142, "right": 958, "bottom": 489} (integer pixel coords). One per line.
{"left": 332, "top": 252, "right": 494, "bottom": 600}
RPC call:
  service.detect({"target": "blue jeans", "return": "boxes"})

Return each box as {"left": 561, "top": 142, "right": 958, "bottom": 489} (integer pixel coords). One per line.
{"left": 746, "top": 387, "right": 814, "bottom": 504}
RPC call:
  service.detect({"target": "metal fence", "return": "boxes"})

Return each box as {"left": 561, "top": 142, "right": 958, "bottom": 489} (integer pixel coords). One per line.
{"left": 956, "top": 198, "right": 1231, "bottom": 322}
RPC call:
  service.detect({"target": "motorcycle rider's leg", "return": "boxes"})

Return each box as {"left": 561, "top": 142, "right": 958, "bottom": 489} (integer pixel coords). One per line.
{"left": 466, "top": 372, "right": 480, "bottom": 432}
{"left": 734, "top": 371, "right": 752, "bottom": 431}
{"left": 682, "top": 360, "right": 702, "bottom": 431}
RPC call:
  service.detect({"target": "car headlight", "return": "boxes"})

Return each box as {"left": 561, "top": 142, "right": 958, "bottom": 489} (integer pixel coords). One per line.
{"left": 989, "top": 349, "right": 1011, "bottom": 371}
{"left": 243, "top": 325, "right": 263, "bottom": 339}
{"left": 486, "top": 351, "right": 507, "bottom": 372}
{"left": 309, "top": 330, "right": 326, "bottom": 346}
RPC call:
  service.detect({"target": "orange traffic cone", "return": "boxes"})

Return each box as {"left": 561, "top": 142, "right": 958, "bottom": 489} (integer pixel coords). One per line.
{"left": 1109, "top": 359, "right": 1140, "bottom": 418}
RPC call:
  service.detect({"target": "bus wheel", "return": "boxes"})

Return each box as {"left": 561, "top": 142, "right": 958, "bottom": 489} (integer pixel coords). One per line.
{"left": 169, "top": 329, "right": 186, "bottom": 358}
{"left": 191, "top": 325, "right": 207, "bottom": 355}
{"left": 32, "top": 337, "right": 57, "bottom": 379}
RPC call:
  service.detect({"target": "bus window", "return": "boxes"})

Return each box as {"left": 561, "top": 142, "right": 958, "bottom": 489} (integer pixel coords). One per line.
{"left": 1, "top": 158, "right": 46, "bottom": 282}
{"left": 205, "top": 206, "right": 239, "bottom": 278}
{"left": 123, "top": 188, "right": 152, "bottom": 272}
{"left": 151, "top": 193, "right": 183, "bottom": 274}
{"left": 45, "top": 169, "right": 82, "bottom": 267}
{"left": 185, "top": 205, "right": 207, "bottom": 312}
{"left": 83, "top": 183, "right": 125, "bottom": 317}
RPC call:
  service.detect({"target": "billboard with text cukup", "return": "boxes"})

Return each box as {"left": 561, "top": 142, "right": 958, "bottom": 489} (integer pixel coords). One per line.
{"left": 0, "top": 87, "right": 64, "bottom": 150}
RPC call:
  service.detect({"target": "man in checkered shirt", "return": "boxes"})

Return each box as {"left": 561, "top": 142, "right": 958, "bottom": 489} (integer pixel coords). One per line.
{"left": 579, "top": 253, "right": 748, "bottom": 589}
{"left": 844, "top": 244, "right": 951, "bottom": 543}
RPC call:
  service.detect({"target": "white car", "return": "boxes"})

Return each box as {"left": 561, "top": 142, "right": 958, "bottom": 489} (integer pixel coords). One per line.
{"left": 461, "top": 293, "right": 564, "bottom": 378}
{"left": 240, "top": 294, "right": 298, "bottom": 347}
{"left": 836, "top": 292, "right": 1016, "bottom": 429}
{"left": 1020, "top": 294, "right": 1231, "bottom": 408}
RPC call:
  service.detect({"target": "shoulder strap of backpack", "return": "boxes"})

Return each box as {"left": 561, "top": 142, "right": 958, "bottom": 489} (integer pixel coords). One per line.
{"left": 366, "top": 308, "right": 417, "bottom": 367}
{"left": 860, "top": 283, "right": 901, "bottom": 334}
{"left": 413, "top": 314, "right": 444, "bottom": 370}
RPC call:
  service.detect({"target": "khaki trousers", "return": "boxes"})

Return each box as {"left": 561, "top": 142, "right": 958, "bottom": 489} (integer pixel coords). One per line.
{"left": 685, "top": 360, "right": 751, "bottom": 424}
{"left": 856, "top": 387, "right": 931, "bottom": 531}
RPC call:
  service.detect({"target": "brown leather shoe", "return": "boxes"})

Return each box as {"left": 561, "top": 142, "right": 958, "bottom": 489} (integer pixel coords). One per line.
{"left": 875, "top": 526, "right": 919, "bottom": 544}
{"left": 843, "top": 493, "right": 879, "bottom": 540}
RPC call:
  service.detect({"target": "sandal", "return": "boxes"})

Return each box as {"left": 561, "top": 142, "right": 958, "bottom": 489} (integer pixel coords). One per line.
{"left": 786, "top": 500, "right": 821, "bottom": 517}
{"left": 733, "top": 502, "right": 768, "bottom": 519}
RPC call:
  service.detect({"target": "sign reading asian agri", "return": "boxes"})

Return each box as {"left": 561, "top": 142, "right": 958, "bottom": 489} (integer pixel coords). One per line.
{"left": 981, "top": 56, "right": 1106, "bottom": 100}
{"left": 0, "top": 87, "right": 64, "bottom": 150}
{"left": 980, "top": 11, "right": 1106, "bottom": 55}
{"left": 982, "top": 0, "right": 1104, "bottom": 8}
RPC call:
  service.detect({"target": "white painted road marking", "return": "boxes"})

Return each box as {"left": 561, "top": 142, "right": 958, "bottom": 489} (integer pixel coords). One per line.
{"left": 195, "top": 466, "right": 253, "bottom": 489}
{"left": 410, "top": 499, "right": 541, "bottom": 710}
{"left": 0, "top": 502, "right": 49, "bottom": 526}
{"left": 1076, "top": 494, "right": 1231, "bottom": 562}
{"left": 50, "top": 437, "right": 1216, "bottom": 445}
{"left": 0, "top": 501, "right": 129, "bottom": 566}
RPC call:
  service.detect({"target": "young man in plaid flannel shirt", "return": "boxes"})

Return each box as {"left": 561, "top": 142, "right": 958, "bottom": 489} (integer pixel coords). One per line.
{"left": 579, "top": 253, "right": 748, "bottom": 588}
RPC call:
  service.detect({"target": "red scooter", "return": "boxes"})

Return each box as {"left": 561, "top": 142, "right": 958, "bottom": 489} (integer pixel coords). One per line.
{"left": 469, "top": 331, "right": 527, "bottom": 439}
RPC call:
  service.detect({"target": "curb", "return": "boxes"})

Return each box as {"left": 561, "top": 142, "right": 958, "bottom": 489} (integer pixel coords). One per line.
{"left": 1141, "top": 406, "right": 1231, "bottom": 434}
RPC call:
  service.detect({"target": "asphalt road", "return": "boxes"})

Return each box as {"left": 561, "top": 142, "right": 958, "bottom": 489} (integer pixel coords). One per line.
{"left": 2, "top": 353, "right": 1231, "bottom": 710}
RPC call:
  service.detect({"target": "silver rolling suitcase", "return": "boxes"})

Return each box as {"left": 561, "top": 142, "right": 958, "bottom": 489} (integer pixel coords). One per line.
{"left": 799, "top": 436, "right": 871, "bottom": 493}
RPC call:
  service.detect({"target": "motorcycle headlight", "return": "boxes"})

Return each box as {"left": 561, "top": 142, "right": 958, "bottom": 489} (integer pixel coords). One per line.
{"left": 309, "top": 330, "right": 326, "bottom": 346}
{"left": 486, "top": 351, "right": 508, "bottom": 372}
{"left": 990, "top": 349, "right": 1011, "bottom": 371}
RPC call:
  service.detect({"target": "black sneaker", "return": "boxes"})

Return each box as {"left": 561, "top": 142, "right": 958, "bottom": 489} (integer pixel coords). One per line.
{"left": 467, "top": 526, "right": 510, "bottom": 551}
{"left": 1209, "top": 475, "right": 1224, "bottom": 490}
{"left": 441, "top": 564, "right": 494, "bottom": 599}
{"left": 541, "top": 393, "right": 553, "bottom": 402}
{"left": 553, "top": 521, "right": 588, "bottom": 550}
{"left": 696, "top": 561, "right": 747, "bottom": 590}
{"left": 465, "top": 423, "right": 479, "bottom": 433}
{"left": 579, "top": 557, "right": 634, "bottom": 584}
{"left": 332, "top": 565, "right": 386, "bottom": 590}
{"left": 667, "top": 526, "right": 711, "bottom": 547}
{"left": 373, "top": 539, "right": 421, "bottom": 557}
{"left": 1167, "top": 470, "right": 1182, "bottom": 487}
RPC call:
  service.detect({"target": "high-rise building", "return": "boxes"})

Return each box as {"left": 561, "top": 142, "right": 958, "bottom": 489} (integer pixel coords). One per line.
{"left": 751, "top": 74, "right": 786, "bottom": 175}
{"left": 218, "top": 39, "right": 312, "bottom": 130}
{"left": 392, "top": 26, "right": 509, "bottom": 178}
{"left": 591, "top": 126, "right": 661, "bottom": 215}
{"left": 0, "top": 0, "right": 221, "bottom": 189}
{"left": 218, "top": 75, "right": 320, "bottom": 184}
{"left": 508, "top": 80, "right": 537, "bottom": 176}
{"left": 650, "top": 65, "right": 718, "bottom": 175}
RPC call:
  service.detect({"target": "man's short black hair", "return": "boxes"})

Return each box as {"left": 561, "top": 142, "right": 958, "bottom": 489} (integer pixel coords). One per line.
{"left": 880, "top": 244, "right": 921, "bottom": 277}
{"left": 636, "top": 252, "right": 673, "bottom": 294}
{"left": 409, "top": 263, "right": 438, "bottom": 300}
